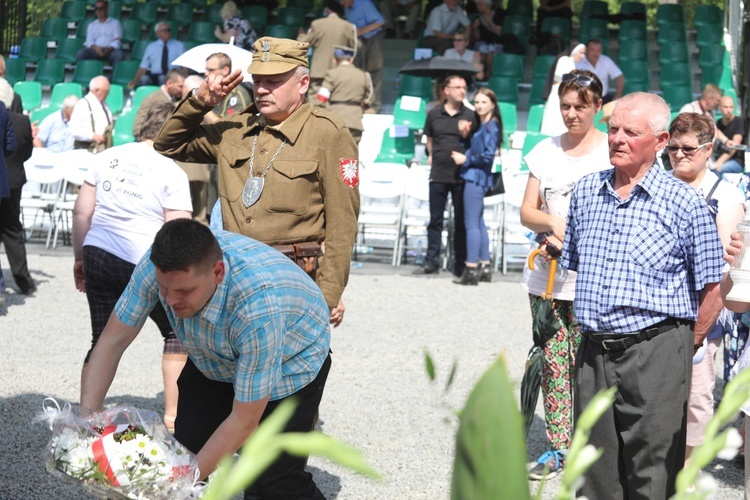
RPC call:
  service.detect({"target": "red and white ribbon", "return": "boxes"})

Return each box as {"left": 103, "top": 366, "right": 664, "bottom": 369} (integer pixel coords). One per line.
{"left": 91, "top": 424, "right": 131, "bottom": 486}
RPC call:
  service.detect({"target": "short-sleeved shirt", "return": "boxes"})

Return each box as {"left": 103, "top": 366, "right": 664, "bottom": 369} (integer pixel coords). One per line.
{"left": 115, "top": 230, "right": 331, "bottom": 402}
{"left": 716, "top": 116, "right": 746, "bottom": 167}
{"left": 37, "top": 110, "right": 74, "bottom": 153}
{"left": 83, "top": 142, "right": 192, "bottom": 264}
{"left": 423, "top": 2, "right": 471, "bottom": 37}
{"left": 345, "top": 0, "right": 384, "bottom": 39}
{"left": 139, "top": 38, "right": 184, "bottom": 75}
{"left": 424, "top": 102, "right": 477, "bottom": 183}
{"left": 561, "top": 165, "right": 725, "bottom": 334}
{"left": 85, "top": 17, "right": 122, "bottom": 50}
{"left": 575, "top": 54, "right": 623, "bottom": 96}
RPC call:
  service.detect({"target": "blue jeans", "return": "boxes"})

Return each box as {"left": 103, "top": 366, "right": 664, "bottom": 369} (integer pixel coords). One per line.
{"left": 718, "top": 158, "right": 744, "bottom": 175}
{"left": 463, "top": 180, "right": 490, "bottom": 264}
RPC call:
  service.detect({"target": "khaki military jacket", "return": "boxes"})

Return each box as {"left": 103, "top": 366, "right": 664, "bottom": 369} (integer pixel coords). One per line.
{"left": 321, "top": 63, "right": 373, "bottom": 133}
{"left": 298, "top": 14, "right": 358, "bottom": 80}
{"left": 154, "top": 98, "right": 360, "bottom": 307}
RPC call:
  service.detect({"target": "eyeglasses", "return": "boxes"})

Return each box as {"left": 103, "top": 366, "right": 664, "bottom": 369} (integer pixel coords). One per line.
{"left": 665, "top": 142, "right": 711, "bottom": 156}
{"left": 561, "top": 73, "right": 595, "bottom": 86}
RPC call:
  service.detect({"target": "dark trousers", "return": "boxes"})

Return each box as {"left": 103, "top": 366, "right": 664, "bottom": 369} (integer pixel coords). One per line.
{"left": 354, "top": 32, "right": 383, "bottom": 112}
{"left": 76, "top": 47, "right": 125, "bottom": 66}
{"left": 0, "top": 187, "right": 34, "bottom": 293}
{"left": 426, "top": 181, "right": 465, "bottom": 272}
{"left": 174, "top": 355, "right": 332, "bottom": 499}
{"left": 574, "top": 323, "right": 693, "bottom": 500}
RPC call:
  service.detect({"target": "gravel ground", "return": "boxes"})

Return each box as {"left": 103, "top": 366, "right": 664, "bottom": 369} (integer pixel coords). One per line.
{"left": 0, "top": 246, "right": 745, "bottom": 499}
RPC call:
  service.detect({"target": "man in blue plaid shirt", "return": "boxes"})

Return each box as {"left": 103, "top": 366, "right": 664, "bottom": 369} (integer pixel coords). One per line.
{"left": 81, "top": 219, "right": 331, "bottom": 498}
{"left": 562, "top": 92, "right": 725, "bottom": 500}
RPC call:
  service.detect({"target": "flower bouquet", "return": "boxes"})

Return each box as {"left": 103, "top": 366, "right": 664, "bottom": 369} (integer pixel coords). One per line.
{"left": 39, "top": 400, "right": 202, "bottom": 499}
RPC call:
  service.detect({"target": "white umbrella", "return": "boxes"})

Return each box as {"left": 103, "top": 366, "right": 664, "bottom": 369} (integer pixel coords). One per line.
{"left": 171, "top": 40, "right": 253, "bottom": 81}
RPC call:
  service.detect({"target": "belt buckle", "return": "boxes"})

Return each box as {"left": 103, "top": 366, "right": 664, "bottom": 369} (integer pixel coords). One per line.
{"left": 601, "top": 338, "right": 626, "bottom": 351}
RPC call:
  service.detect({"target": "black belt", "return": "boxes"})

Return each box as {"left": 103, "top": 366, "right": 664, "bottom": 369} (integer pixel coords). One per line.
{"left": 583, "top": 318, "right": 690, "bottom": 352}
{"left": 329, "top": 101, "right": 361, "bottom": 106}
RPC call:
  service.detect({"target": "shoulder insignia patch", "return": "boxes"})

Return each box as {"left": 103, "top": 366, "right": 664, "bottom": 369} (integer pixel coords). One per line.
{"left": 339, "top": 158, "right": 358, "bottom": 188}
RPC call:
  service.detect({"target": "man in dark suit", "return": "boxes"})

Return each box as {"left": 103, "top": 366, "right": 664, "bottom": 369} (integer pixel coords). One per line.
{"left": 1, "top": 89, "right": 35, "bottom": 295}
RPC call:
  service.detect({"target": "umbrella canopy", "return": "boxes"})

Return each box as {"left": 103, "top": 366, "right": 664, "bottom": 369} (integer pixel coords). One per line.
{"left": 520, "top": 252, "right": 561, "bottom": 437}
{"left": 171, "top": 42, "right": 254, "bottom": 80}
{"left": 399, "top": 56, "right": 478, "bottom": 80}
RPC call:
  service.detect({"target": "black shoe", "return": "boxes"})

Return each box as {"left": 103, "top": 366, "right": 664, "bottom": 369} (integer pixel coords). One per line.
{"left": 413, "top": 265, "right": 439, "bottom": 275}
{"left": 452, "top": 266, "right": 480, "bottom": 285}
{"left": 20, "top": 284, "right": 37, "bottom": 295}
{"left": 479, "top": 263, "right": 493, "bottom": 282}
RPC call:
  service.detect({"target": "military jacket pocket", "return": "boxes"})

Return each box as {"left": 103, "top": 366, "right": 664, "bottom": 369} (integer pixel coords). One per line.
{"left": 266, "top": 160, "right": 318, "bottom": 215}
{"left": 219, "top": 146, "right": 252, "bottom": 203}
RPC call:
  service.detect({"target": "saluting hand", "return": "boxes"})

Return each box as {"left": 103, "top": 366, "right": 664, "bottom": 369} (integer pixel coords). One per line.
{"left": 195, "top": 69, "right": 244, "bottom": 108}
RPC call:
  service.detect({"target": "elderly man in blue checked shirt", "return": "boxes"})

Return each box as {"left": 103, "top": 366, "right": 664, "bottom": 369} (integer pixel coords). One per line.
{"left": 80, "top": 219, "right": 331, "bottom": 499}
{"left": 562, "top": 92, "right": 725, "bottom": 500}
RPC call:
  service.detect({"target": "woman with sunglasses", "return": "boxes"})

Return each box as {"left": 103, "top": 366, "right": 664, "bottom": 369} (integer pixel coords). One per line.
{"left": 520, "top": 69, "right": 610, "bottom": 480}
{"left": 450, "top": 87, "right": 502, "bottom": 285}
{"left": 667, "top": 112, "right": 745, "bottom": 467}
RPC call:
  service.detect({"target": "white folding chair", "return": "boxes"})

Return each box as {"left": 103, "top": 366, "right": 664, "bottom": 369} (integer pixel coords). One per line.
{"left": 50, "top": 152, "right": 92, "bottom": 249}
{"left": 396, "top": 165, "right": 430, "bottom": 266}
{"left": 483, "top": 193, "right": 505, "bottom": 272}
{"left": 357, "top": 162, "right": 408, "bottom": 266}
{"left": 21, "top": 149, "right": 66, "bottom": 246}
{"left": 501, "top": 169, "right": 531, "bottom": 274}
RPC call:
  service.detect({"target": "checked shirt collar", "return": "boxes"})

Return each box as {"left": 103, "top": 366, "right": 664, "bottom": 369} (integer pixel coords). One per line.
{"left": 599, "top": 161, "right": 663, "bottom": 203}
{"left": 195, "top": 257, "right": 232, "bottom": 326}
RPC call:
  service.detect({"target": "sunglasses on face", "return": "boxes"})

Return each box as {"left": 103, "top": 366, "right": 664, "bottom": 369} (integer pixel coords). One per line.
{"left": 561, "top": 73, "right": 595, "bottom": 86}
{"left": 665, "top": 143, "right": 711, "bottom": 156}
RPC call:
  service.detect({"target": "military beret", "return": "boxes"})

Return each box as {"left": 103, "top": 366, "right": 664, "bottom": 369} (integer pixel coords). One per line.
{"left": 248, "top": 37, "right": 309, "bottom": 75}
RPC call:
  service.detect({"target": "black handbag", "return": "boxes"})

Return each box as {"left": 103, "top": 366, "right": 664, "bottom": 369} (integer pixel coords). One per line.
{"left": 485, "top": 172, "right": 505, "bottom": 197}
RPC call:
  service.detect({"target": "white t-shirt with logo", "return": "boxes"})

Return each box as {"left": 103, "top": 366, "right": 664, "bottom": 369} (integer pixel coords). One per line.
{"left": 84, "top": 142, "right": 192, "bottom": 264}
{"left": 520, "top": 135, "right": 612, "bottom": 300}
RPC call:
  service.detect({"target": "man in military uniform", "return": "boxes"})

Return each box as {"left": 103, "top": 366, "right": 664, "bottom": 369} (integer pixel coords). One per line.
{"left": 316, "top": 46, "right": 373, "bottom": 143}
{"left": 131, "top": 68, "right": 187, "bottom": 138}
{"left": 298, "top": 0, "right": 358, "bottom": 101}
{"left": 205, "top": 52, "right": 252, "bottom": 118}
{"left": 154, "top": 37, "right": 359, "bottom": 326}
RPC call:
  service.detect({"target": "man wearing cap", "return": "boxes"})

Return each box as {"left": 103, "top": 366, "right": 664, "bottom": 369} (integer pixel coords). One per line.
{"left": 154, "top": 37, "right": 359, "bottom": 328}
{"left": 316, "top": 45, "right": 373, "bottom": 142}
{"left": 298, "top": 0, "right": 358, "bottom": 101}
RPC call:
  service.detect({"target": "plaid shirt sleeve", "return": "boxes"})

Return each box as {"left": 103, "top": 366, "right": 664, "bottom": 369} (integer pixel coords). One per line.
{"left": 114, "top": 254, "right": 160, "bottom": 327}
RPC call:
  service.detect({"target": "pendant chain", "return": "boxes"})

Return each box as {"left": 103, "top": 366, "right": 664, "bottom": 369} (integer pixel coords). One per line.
{"left": 248, "top": 133, "right": 287, "bottom": 180}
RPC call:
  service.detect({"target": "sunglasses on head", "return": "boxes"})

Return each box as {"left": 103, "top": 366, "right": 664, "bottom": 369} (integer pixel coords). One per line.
{"left": 561, "top": 73, "right": 595, "bottom": 87}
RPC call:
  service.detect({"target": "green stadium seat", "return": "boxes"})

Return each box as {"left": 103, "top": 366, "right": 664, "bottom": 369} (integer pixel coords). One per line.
{"left": 167, "top": 4, "right": 195, "bottom": 27}
{"left": 662, "top": 85, "right": 693, "bottom": 110}
{"left": 50, "top": 82, "right": 84, "bottom": 108}
{"left": 660, "top": 62, "right": 692, "bottom": 88}
{"left": 132, "top": 2, "right": 157, "bottom": 26}
{"left": 32, "top": 106, "right": 61, "bottom": 124}
{"left": 204, "top": 4, "right": 224, "bottom": 26}
{"left": 13, "top": 82, "right": 43, "bottom": 112}
{"left": 108, "top": 1, "right": 122, "bottom": 20}
{"left": 699, "top": 44, "right": 727, "bottom": 69}
{"left": 618, "top": 20, "right": 647, "bottom": 42}
{"left": 694, "top": 5, "right": 722, "bottom": 29}
{"left": 187, "top": 21, "right": 216, "bottom": 44}
{"left": 533, "top": 55, "right": 557, "bottom": 78}
{"left": 4, "top": 58, "right": 27, "bottom": 86}
{"left": 106, "top": 83, "right": 125, "bottom": 115}
{"left": 540, "top": 17, "right": 571, "bottom": 46}
{"left": 274, "top": 7, "right": 306, "bottom": 29}
{"left": 265, "top": 24, "right": 296, "bottom": 38}
{"left": 490, "top": 53, "right": 523, "bottom": 79}
{"left": 132, "top": 85, "right": 159, "bottom": 111}
{"left": 375, "top": 127, "right": 414, "bottom": 164}
{"left": 657, "top": 23, "right": 686, "bottom": 45}
{"left": 700, "top": 64, "right": 724, "bottom": 87}
{"left": 526, "top": 103, "right": 544, "bottom": 133}
{"left": 521, "top": 133, "right": 551, "bottom": 166}
{"left": 130, "top": 40, "right": 150, "bottom": 62}
{"left": 623, "top": 80, "right": 649, "bottom": 95}
{"left": 393, "top": 97, "right": 427, "bottom": 131}
{"left": 287, "top": 0, "right": 315, "bottom": 13}
{"left": 656, "top": 4, "right": 684, "bottom": 26}
{"left": 33, "top": 59, "right": 66, "bottom": 88}
{"left": 502, "top": 15, "right": 532, "bottom": 48}
{"left": 40, "top": 18, "right": 69, "bottom": 45}
{"left": 182, "top": 40, "right": 201, "bottom": 51}
{"left": 528, "top": 76, "right": 547, "bottom": 105}
{"left": 696, "top": 27, "right": 724, "bottom": 48}
{"left": 19, "top": 37, "right": 47, "bottom": 64}
{"left": 113, "top": 111, "right": 136, "bottom": 146}
{"left": 55, "top": 38, "right": 84, "bottom": 64}
{"left": 619, "top": 2, "right": 646, "bottom": 17}
{"left": 718, "top": 65, "right": 734, "bottom": 90}
{"left": 619, "top": 59, "right": 649, "bottom": 83}
{"left": 242, "top": 5, "right": 269, "bottom": 31}
{"left": 498, "top": 102, "right": 517, "bottom": 133}
{"left": 399, "top": 75, "right": 433, "bottom": 101}
{"left": 506, "top": 0, "right": 533, "bottom": 18}
{"left": 580, "top": 1, "right": 608, "bottom": 20}
{"left": 487, "top": 76, "right": 519, "bottom": 104}
{"left": 60, "top": 1, "right": 87, "bottom": 23}
{"left": 618, "top": 39, "right": 648, "bottom": 63}
{"left": 658, "top": 43, "right": 689, "bottom": 64}
{"left": 72, "top": 60, "right": 105, "bottom": 87}
{"left": 580, "top": 18, "right": 609, "bottom": 45}
{"left": 76, "top": 18, "right": 94, "bottom": 39}
{"left": 111, "top": 60, "right": 140, "bottom": 88}
{"left": 121, "top": 19, "right": 142, "bottom": 46}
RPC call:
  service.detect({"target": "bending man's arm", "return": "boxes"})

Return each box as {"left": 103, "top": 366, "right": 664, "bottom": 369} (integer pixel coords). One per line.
{"left": 80, "top": 312, "right": 143, "bottom": 411}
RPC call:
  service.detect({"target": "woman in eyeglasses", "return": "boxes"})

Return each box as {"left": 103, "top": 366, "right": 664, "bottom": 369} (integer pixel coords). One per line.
{"left": 668, "top": 112, "right": 745, "bottom": 467}
{"left": 519, "top": 69, "right": 610, "bottom": 480}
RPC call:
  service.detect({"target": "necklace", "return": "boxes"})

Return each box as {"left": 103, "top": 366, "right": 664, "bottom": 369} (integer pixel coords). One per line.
{"left": 242, "top": 133, "right": 287, "bottom": 208}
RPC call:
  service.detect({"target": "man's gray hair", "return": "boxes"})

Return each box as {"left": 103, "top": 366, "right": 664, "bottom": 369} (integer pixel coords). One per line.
{"left": 295, "top": 66, "right": 310, "bottom": 78}
{"left": 62, "top": 95, "right": 80, "bottom": 110}
{"left": 612, "top": 92, "right": 671, "bottom": 134}
{"left": 0, "top": 77, "right": 13, "bottom": 108}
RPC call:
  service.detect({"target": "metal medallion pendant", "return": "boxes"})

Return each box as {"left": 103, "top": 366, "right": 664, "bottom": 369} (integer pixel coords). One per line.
{"left": 242, "top": 177, "right": 264, "bottom": 208}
